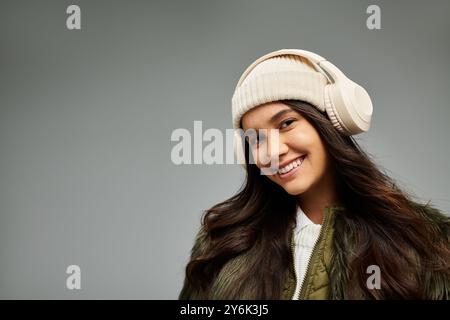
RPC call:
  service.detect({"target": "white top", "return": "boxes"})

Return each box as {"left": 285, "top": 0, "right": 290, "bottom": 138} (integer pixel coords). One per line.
{"left": 291, "top": 205, "right": 322, "bottom": 299}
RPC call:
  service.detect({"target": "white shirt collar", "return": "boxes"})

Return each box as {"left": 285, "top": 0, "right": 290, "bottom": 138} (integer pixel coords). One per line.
{"left": 296, "top": 205, "right": 321, "bottom": 231}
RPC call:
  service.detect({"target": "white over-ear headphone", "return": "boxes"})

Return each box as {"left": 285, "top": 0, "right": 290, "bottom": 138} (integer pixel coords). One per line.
{"left": 235, "top": 49, "right": 373, "bottom": 135}
{"left": 233, "top": 49, "right": 373, "bottom": 168}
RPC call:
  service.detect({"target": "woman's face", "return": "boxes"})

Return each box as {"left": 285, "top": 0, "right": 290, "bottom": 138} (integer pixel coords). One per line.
{"left": 241, "top": 101, "right": 334, "bottom": 196}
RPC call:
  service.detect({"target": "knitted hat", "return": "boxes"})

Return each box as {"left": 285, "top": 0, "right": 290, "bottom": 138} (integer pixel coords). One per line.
{"left": 231, "top": 54, "right": 329, "bottom": 130}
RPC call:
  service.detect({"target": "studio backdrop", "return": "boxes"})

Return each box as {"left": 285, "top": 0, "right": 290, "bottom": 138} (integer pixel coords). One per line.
{"left": 1, "top": 0, "right": 449, "bottom": 299}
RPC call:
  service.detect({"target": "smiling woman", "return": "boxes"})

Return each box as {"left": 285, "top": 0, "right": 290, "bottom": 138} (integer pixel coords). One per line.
{"left": 179, "top": 49, "right": 450, "bottom": 300}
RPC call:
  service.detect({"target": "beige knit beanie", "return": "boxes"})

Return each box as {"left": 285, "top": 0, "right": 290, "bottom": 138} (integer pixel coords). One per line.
{"left": 231, "top": 54, "right": 329, "bottom": 130}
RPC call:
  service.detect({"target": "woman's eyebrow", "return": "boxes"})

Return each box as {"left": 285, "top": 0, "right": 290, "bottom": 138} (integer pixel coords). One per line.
{"left": 243, "top": 108, "right": 295, "bottom": 131}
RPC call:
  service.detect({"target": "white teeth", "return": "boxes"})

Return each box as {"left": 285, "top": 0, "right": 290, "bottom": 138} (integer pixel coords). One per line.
{"left": 278, "top": 156, "right": 305, "bottom": 175}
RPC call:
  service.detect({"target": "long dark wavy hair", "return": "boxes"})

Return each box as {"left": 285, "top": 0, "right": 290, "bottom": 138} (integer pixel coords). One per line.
{"left": 184, "top": 99, "right": 449, "bottom": 299}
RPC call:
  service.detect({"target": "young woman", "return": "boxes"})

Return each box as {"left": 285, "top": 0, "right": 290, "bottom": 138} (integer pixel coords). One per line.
{"left": 178, "top": 49, "right": 450, "bottom": 299}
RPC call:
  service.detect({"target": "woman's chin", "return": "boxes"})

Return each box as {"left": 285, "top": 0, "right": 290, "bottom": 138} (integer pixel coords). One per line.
{"left": 281, "top": 182, "right": 309, "bottom": 196}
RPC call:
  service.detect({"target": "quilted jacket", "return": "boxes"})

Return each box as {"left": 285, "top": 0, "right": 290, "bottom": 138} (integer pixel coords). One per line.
{"left": 179, "top": 201, "right": 450, "bottom": 299}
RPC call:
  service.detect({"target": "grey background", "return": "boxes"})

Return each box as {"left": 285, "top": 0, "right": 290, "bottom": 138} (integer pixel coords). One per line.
{"left": 1, "top": 0, "right": 449, "bottom": 299}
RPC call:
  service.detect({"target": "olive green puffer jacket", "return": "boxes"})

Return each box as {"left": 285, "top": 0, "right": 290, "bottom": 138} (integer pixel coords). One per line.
{"left": 179, "top": 202, "right": 450, "bottom": 300}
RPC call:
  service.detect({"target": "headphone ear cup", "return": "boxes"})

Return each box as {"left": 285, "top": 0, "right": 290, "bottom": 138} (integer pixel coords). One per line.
{"left": 319, "top": 60, "right": 373, "bottom": 135}
{"left": 324, "top": 85, "right": 347, "bottom": 134}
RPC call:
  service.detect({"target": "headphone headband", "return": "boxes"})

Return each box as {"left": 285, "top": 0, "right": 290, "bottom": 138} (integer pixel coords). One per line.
{"left": 235, "top": 49, "right": 338, "bottom": 88}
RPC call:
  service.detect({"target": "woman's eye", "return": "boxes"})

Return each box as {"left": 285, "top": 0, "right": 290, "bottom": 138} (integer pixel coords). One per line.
{"left": 252, "top": 137, "right": 264, "bottom": 147}
{"left": 248, "top": 137, "right": 258, "bottom": 146}
{"left": 280, "top": 119, "right": 295, "bottom": 129}
{"left": 249, "top": 135, "right": 265, "bottom": 147}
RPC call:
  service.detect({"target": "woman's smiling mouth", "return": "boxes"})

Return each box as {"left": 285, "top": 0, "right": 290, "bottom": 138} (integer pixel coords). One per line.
{"left": 277, "top": 155, "right": 306, "bottom": 179}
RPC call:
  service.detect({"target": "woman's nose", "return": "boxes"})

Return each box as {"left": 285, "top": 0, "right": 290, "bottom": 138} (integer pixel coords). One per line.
{"left": 258, "top": 130, "right": 287, "bottom": 167}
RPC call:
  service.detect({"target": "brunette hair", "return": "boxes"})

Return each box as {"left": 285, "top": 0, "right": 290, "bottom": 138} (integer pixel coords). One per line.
{"left": 184, "top": 100, "right": 449, "bottom": 299}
